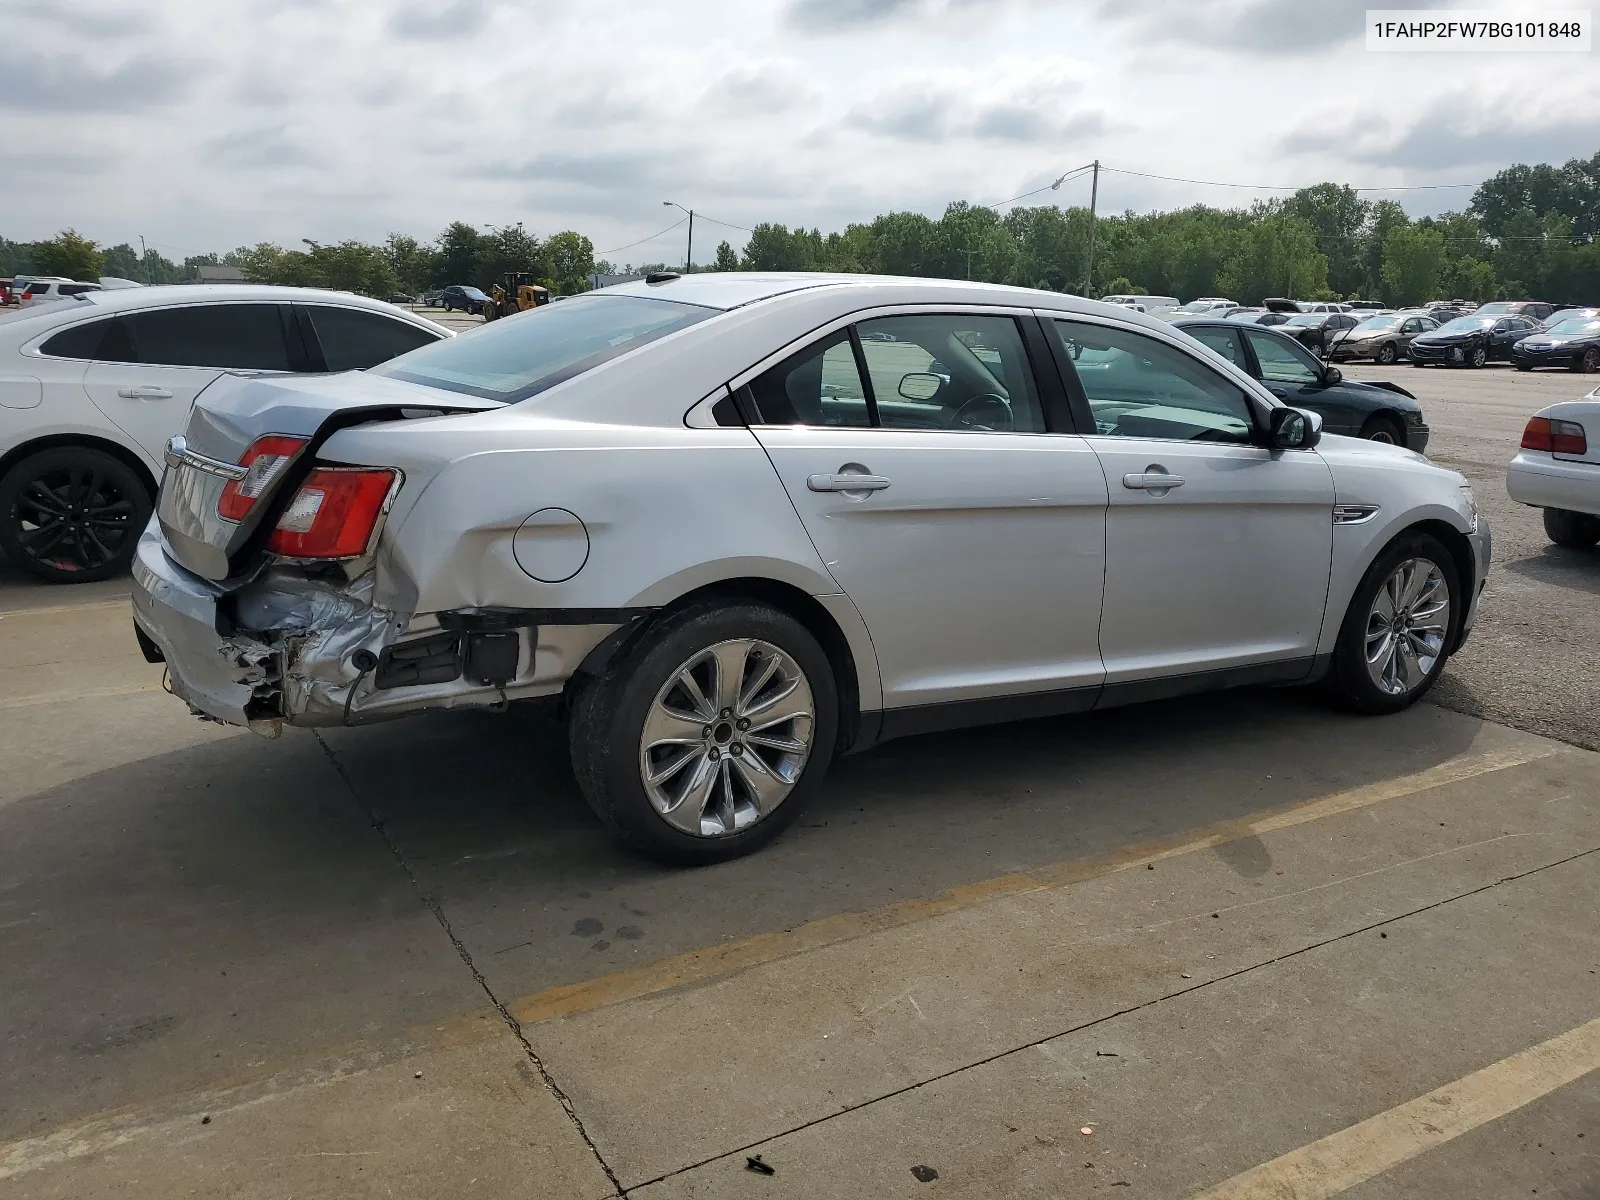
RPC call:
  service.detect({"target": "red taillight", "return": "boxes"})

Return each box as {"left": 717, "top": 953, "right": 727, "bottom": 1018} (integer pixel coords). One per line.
{"left": 218, "top": 435, "right": 308, "bottom": 522}
{"left": 1521, "top": 416, "right": 1588, "bottom": 455}
{"left": 266, "top": 467, "right": 397, "bottom": 559}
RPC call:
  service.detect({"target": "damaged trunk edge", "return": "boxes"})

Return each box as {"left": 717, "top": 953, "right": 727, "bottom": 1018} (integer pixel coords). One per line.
{"left": 209, "top": 564, "right": 628, "bottom": 738}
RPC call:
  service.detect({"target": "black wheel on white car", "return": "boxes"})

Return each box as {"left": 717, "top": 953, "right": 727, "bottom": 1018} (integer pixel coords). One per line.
{"left": 0, "top": 446, "right": 152, "bottom": 583}
{"left": 1360, "top": 414, "right": 1405, "bottom": 446}
{"left": 569, "top": 600, "right": 838, "bottom": 865}
{"left": 1328, "top": 531, "right": 1459, "bottom": 715}
{"left": 1376, "top": 342, "right": 1398, "bottom": 365}
{"left": 1543, "top": 508, "right": 1600, "bottom": 548}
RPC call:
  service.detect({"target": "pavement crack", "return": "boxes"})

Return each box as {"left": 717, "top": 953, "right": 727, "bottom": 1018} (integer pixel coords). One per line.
{"left": 621, "top": 839, "right": 1600, "bottom": 1195}
{"left": 312, "top": 731, "right": 625, "bottom": 1198}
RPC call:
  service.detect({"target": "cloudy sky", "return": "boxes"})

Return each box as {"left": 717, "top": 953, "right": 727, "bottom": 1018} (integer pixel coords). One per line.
{"left": 4, "top": 0, "right": 1596, "bottom": 263}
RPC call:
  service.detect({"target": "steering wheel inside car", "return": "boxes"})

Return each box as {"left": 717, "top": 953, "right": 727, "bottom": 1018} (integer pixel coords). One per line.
{"left": 950, "top": 392, "right": 1014, "bottom": 431}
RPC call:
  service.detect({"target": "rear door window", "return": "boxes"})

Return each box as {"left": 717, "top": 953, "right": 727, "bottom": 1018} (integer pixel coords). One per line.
{"left": 125, "top": 304, "right": 293, "bottom": 370}
{"left": 304, "top": 305, "right": 440, "bottom": 371}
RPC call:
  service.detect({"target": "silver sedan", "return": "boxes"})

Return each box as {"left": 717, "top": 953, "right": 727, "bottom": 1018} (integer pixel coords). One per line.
{"left": 133, "top": 274, "right": 1490, "bottom": 864}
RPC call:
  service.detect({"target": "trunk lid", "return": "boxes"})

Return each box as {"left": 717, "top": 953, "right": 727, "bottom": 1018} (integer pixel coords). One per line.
{"left": 159, "top": 371, "right": 498, "bottom": 581}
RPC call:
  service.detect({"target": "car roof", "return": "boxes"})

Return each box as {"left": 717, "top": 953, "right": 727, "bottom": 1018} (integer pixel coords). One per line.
{"left": 593, "top": 271, "right": 1129, "bottom": 316}
{"left": 63, "top": 283, "right": 420, "bottom": 312}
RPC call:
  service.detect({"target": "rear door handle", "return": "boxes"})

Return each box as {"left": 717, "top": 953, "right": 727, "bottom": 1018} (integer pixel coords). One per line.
{"left": 118, "top": 386, "right": 173, "bottom": 400}
{"left": 1122, "top": 472, "right": 1185, "bottom": 491}
{"left": 807, "top": 473, "right": 891, "bottom": 492}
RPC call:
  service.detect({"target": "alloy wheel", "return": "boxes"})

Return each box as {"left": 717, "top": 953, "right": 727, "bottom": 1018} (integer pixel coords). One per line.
{"left": 638, "top": 639, "right": 815, "bottom": 837}
{"left": 1581, "top": 348, "right": 1599, "bottom": 374}
{"left": 9, "top": 463, "right": 136, "bottom": 576}
{"left": 1377, "top": 343, "right": 1397, "bottom": 364}
{"left": 1364, "top": 558, "right": 1451, "bottom": 697}
{"left": 1470, "top": 345, "right": 1487, "bottom": 367}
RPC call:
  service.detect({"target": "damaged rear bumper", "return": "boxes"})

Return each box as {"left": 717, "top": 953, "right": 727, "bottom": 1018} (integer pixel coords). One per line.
{"left": 131, "top": 524, "right": 629, "bottom": 734}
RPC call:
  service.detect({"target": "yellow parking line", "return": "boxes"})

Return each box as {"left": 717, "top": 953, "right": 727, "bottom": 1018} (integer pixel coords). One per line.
{"left": 1193, "top": 1014, "right": 1600, "bottom": 1198}
{"left": 0, "top": 682, "right": 162, "bottom": 710}
{"left": 511, "top": 742, "right": 1565, "bottom": 1026}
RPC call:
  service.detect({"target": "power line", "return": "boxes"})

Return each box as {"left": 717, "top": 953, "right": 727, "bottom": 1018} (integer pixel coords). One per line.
{"left": 595, "top": 217, "right": 687, "bottom": 256}
{"left": 693, "top": 212, "right": 754, "bottom": 233}
{"left": 988, "top": 164, "right": 1095, "bottom": 210}
{"left": 1101, "top": 166, "right": 1479, "bottom": 193}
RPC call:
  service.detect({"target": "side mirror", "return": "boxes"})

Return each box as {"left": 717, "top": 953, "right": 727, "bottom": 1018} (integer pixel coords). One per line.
{"left": 1322, "top": 365, "right": 1342, "bottom": 386}
{"left": 1269, "top": 405, "right": 1322, "bottom": 450}
{"left": 898, "top": 372, "right": 942, "bottom": 401}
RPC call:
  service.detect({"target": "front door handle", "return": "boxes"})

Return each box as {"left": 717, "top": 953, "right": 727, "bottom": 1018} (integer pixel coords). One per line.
{"left": 118, "top": 386, "right": 173, "bottom": 400}
{"left": 1122, "top": 472, "right": 1185, "bottom": 491}
{"left": 808, "top": 472, "right": 891, "bottom": 492}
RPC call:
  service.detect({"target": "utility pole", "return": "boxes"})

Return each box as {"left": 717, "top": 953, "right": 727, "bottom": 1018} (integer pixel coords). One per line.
{"left": 1083, "top": 159, "right": 1100, "bottom": 297}
{"left": 961, "top": 246, "right": 977, "bottom": 279}
{"left": 138, "top": 235, "right": 147, "bottom": 284}
{"left": 663, "top": 202, "right": 694, "bottom": 272}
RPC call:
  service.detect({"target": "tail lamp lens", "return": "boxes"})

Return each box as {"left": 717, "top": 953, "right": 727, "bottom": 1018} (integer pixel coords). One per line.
{"left": 266, "top": 467, "right": 397, "bottom": 559}
{"left": 1521, "top": 416, "right": 1588, "bottom": 455}
{"left": 217, "top": 435, "right": 308, "bottom": 522}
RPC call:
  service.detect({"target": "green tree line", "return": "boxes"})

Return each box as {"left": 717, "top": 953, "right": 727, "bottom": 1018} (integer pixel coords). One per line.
{"left": 4, "top": 150, "right": 1596, "bottom": 306}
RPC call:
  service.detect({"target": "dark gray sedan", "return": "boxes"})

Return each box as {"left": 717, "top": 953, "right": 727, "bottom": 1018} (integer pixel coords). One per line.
{"left": 1327, "top": 313, "right": 1440, "bottom": 365}
{"left": 1176, "top": 318, "right": 1429, "bottom": 451}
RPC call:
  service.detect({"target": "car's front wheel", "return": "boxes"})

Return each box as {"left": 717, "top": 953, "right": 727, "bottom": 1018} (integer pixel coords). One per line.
{"left": 1376, "top": 342, "right": 1398, "bottom": 365}
{"left": 1544, "top": 508, "right": 1600, "bottom": 548}
{"left": 1360, "top": 414, "right": 1405, "bottom": 445}
{"left": 569, "top": 600, "right": 839, "bottom": 865}
{"left": 1469, "top": 344, "right": 1488, "bottom": 368}
{"left": 1328, "top": 532, "right": 1458, "bottom": 714}
{"left": 0, "top": 446, "right": 152, "bottom": 583}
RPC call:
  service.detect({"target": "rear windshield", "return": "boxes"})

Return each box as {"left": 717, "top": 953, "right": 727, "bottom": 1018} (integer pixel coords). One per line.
{"left": 1544, "top": 318, "right": 1600, "bottom": 337}
{"left": 371, "top": 293, "right": 713, "bottom": 403}
{"left": 1436, "top": 317, "right": 1495, "bottom": 333}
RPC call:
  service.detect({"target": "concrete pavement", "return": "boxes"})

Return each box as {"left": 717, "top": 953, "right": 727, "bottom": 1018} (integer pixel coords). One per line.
{"left": 2, "top": 583, "right": 1597, "bottom": 1197}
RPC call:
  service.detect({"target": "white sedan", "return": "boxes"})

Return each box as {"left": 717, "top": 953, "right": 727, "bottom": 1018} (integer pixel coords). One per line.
{"left": 133, "top": 273, "right": 1489, "bottom": 864}
{"left": 0, "top": 285, "right": 449, "bottom": 581}
{"left": 1507, "top": 388, "right": 1600, "bottom": 547}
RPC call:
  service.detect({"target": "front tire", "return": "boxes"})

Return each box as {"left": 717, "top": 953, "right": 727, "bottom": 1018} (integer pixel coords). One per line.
{"left": 1469, "top": 344, "right": 1488, "bottom": 368}
{"left": 1544, "top": 508, "right": 1600, "bottom": 548}
{"left": 1376, "top": 342, "right": 1398, "bottom": 365}
{"left": 1328, "top": 532, "right": 1459, "bottom": 714}
{"left": 569, "top": 601, "right": 839, "bottom": 865}
{"left": 0, "top": 446, "right": 152, "bottom": 583}
{"left": 1360, "top": 414, "right": 1405, "bottom": 445}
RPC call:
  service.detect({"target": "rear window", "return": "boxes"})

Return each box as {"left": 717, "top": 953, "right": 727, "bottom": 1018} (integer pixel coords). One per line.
{"left": 371, "top": 293, "right": 713, "bottom": 403}
{"left": 305, "top": 305, "right": 440, "bottom": 371}
{"left": 40, "top": 317, "right": 134, "bottom": 360}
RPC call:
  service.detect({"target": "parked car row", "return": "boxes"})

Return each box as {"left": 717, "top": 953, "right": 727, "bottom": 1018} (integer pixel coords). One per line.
{"left": 0, "top": 286, "right": 451, "bottom": 581}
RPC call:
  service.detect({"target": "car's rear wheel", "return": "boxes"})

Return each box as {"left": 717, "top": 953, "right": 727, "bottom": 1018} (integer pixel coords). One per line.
{"left": 1543, "top": 508, "right": 1600, "bottom": 548}
{"left": 1328, "top": 532, "right": 1458, "bottom": 715}
{"left": 1577, "top": 348, "right": 1600, "bottom": 374}
{"left": 0, "top": 446, "right": 152, "bottom": 583}
{"left": 569, "top": 600, "right": 838, "bottom": 865}
{"left": 1360, "top": 414, "right": 1405, "bottom": 446}
{"left": 1376, "top": 342, "right": 1398, "bottom": 365}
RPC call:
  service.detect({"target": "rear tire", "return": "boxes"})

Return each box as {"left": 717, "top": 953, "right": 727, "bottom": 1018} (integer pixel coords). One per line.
{"left": 0, "top": 446, "right": 152, "bottom": 583}
{"left": 1544, "top": 508, "right": 1600, "bottom": 548}
{"left": 569, "top": 600, "right": 839, "bottom": 865}
{"left": 1327, "top": 532, "right": 1459, "bottom": 715}
{"left": 1578, "top": 348, "right": 1600, "bottom": 374}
